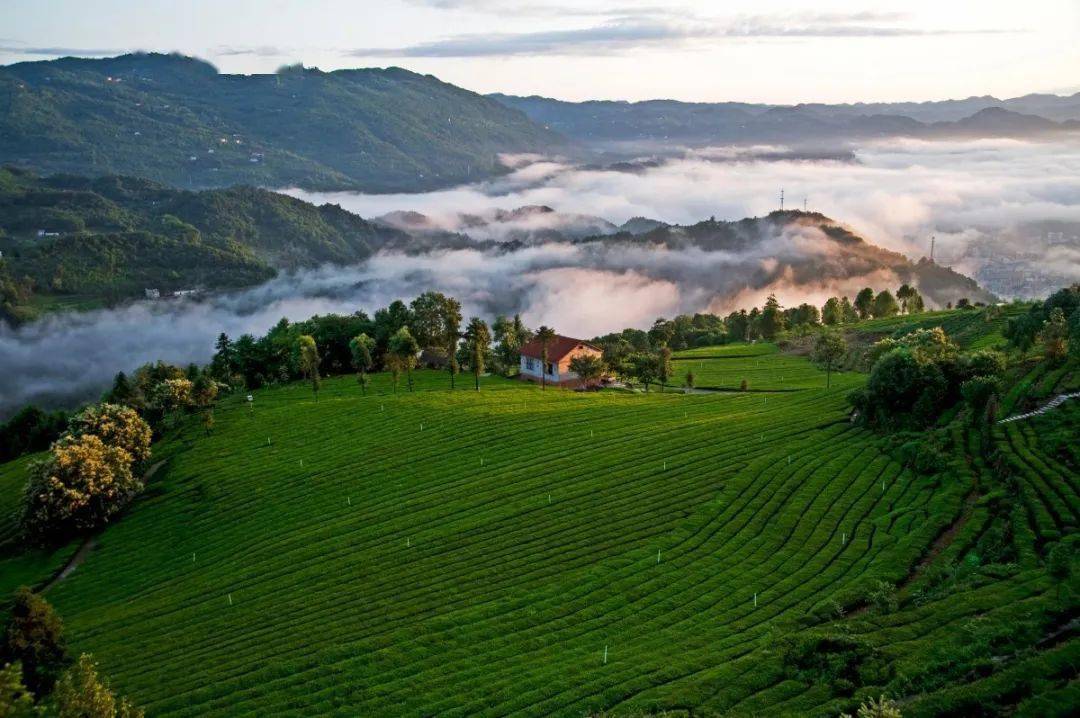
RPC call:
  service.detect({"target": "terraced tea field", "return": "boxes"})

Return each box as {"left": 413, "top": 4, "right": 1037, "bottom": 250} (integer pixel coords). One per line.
{"left": 2, "top": 342, "right": 1077, "bottom": 716}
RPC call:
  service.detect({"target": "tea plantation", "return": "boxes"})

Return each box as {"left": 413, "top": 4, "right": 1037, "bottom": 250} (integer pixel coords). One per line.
{"left": 1, "top": 338, "right": 1076, "bottom": 716}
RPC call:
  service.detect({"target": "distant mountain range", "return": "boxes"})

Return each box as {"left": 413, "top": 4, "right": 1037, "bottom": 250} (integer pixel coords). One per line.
{"left": 0, "top": 52, "right": 560, "bottom": 192}
{"left": 491, "top": 93, "right": 1080, "bottom": 148}
{"left": 0, "top": 167, "right": 993, "bottom": 325}
{"left": 1, "top": 53, "right": 1077, "bottom": 194}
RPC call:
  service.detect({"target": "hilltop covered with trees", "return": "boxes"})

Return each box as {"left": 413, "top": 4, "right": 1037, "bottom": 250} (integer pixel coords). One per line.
{"left": 0, "top": 52, "right": 561, "bottom": 192}
{"left": 0, "top": 167, "right": 412, "bottom": 323}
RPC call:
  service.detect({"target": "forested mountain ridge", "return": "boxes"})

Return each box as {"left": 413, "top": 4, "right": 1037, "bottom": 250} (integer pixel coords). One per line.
{"left": 491, "top": 93, "right": 1080, "bottom": 146}
{"left": 585, "top": 210, "right": 996, "bottom": 309}
{"left": 0, "top": 52, "right": 563, "bottom": 192}
{"left": 0, "top": 167, "right": 410, "bottom": 322}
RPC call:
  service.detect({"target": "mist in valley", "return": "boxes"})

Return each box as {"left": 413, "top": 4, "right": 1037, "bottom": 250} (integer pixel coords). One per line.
{"left": 1, "top": 136, "right": 1078, "bottom": 416}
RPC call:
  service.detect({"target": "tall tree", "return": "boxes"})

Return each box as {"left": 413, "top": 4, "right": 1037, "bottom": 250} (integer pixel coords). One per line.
{"left": 492, "top": 314, "right": 529, "bottom": 376}
{"left": 297, "top": 335, "right": 321, "bottom": 401}
{"left": 630, "top": 352, "right": 658, "bottom": 392}
{"left": 442, "top": 297, "right": 463, "bottom": 389}
{"left": 1040, "top": 307, "right": 1069, "bottom": 363}
{"left": 759, "top": 294, "right": 786, "bottom": 339}
{"left": 535, "top": 326, "right": 556, "bottom": 390}
{"left": 872, "top": 290, "right": 900, "bottom": 319}
{"left": 408, "top": 292, "right": 449, "bottom": 353}
{"left": 4, "top": 587, "right": 68, "bottom": 698}
{"left": 463, "top": 317, "right": 491, "bottom": 391}
{"left": 896, "top": 284, "right": 923, "bottom": 314}
{"left": 210, "top": 333, "right": 236, "bottom": 381}
{"left": 821, "top": 297, "right": 842, "bottom": 326}
{"left": 348, "top": 333, "right": 375, "bottom": 395}
{"left": 854, "top": 287, "right": 875, "bottom": 320}
{"left": 387, "top": 327, "right": 420, "bottom": 393}
{"left": 656, "top": 347, "right": 673, "bottom": 392}
{"left": 373, "top": 300, "right": 413, "bottom": 364}
{"left": 840, "top": 296, "right": 859, "bottom": 324}
{"left": 811, "top": 330, "right": 848, "bottom": 389}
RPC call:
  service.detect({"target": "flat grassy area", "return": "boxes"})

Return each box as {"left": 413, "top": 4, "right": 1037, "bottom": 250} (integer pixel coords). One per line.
{"left": 673, "top": 342, "right": 862, "bottom": 391}
{"left": 1, "top": 347, "right": 1075, "bottom": 716}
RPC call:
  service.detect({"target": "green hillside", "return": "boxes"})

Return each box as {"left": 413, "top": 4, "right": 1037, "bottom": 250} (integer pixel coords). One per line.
{"left": 2, "top": 328, "right": 1076, "bottom": 716}
{"left": 0, "top": 53, "right": 561, "bottom": 192}
{"left": 0, "top": 167, "right": 406, "bottom": 323}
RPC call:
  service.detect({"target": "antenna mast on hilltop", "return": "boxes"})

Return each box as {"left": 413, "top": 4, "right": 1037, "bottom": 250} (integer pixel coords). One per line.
{"left": 780, "top": 188, "right": 784, "bottom": 211}
{"left": 803, "top": 196, "right": 808, "bottom": 211}
{"left": 930, "top": 235, "right": 936, "bottom": 263}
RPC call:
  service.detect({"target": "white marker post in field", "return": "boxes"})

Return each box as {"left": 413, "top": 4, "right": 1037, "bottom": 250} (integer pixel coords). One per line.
{"left": 603, "top": 645, "right": 608, "bottom": 664}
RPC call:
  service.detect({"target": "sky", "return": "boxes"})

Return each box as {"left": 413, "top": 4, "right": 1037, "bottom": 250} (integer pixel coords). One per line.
{"left": 1, "top": 0, "right": 1078, "bottom": 103}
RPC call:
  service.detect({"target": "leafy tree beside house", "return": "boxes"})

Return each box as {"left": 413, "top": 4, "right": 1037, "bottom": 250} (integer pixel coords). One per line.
{"left": 569, "top": 354, "right": 606, "bottom": 389}
{"left": 492, "top": 314, "right": 531, "bottom": 376}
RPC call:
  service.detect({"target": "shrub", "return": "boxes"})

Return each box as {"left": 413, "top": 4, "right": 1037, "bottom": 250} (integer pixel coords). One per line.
{"left": 3, "top": 587, "right": 68, "bottom": 697}
{"left": 21, "top": 434, "right": 139, "bottom": 543}
{"left": 862, "top": 348, "right": 947, "bottom": 429}
{"left": 959, "top": 350, "right": 1006, "bottom": 380}
{"left": 0, "top": 661, "right": 35, "bottom": 717}
{"left": 866, "top": 580, "right": 898, "bottom": 614}
{"left": 960, "top": 376, "right": 1000, "bottom": 420}
{"left": 66, "top": 404, "right": 152, "bottom": 465}
{"left": 778, "top": 632, "right": 890, "bottom": 696}
{"left": 0, "top": 406, "right": 68, "bottom": 463}
{"left": 53, "top": 654, "right": 144, "bottom": 718}
{"left": 841, "top": 694, "right": 902, "bottom": 718}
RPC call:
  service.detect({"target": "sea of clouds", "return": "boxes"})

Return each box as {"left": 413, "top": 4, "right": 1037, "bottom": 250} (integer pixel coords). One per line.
{"left": 1, "top": 136, "right": 1078, "bottom": 416}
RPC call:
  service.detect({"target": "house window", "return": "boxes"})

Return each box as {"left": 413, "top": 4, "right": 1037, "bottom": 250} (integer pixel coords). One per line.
{"left": 525, "top": 357, "right": 537, "bottom": 371}
{"left": 546, "top": 362, "right": 555, "bottom": 375}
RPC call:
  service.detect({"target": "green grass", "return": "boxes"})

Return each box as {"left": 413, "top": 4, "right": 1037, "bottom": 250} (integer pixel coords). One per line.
{"left": 673, "top": 342, "right": 862, "bottom": 391}
{"left": 0, "top": 346, "right": 1076, "bottom": 716}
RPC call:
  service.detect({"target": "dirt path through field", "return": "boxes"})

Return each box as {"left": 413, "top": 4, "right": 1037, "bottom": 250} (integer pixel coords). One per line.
{"left": 40, "top": 459, "right": 166, "bottom": 593}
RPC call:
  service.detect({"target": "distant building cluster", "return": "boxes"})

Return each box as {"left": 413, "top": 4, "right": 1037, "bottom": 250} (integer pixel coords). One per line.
{"left": 966, "top": 228, "right": 1079, "bottom": 299}
{"left": 144, "top": 288, "right": 199, "bottom": 300}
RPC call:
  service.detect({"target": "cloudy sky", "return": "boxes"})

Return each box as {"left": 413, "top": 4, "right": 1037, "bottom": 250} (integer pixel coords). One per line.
{"left": 1, "top": 0, "right": 1077, "bottom": 103}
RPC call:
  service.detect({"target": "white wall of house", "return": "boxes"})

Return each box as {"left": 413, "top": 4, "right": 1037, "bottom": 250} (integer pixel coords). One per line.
{"left": 520, "top": 355, "right": 572, "bottom": 383}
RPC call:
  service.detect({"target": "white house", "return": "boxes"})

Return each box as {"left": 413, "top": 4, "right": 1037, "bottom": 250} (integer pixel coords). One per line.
{"left": 519, "top": 334, "right": 603, "bottom": 387}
